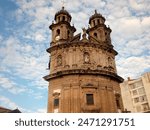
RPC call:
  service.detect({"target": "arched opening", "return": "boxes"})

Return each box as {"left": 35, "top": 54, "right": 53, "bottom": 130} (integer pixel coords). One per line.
{"left": 55, "top": 29, "right": 60, "bottom": 41}
{"left": 58, "top": 16, "right": 60, "bottom": 22}
{"left": 94, "top": 32, "right": 97, "bottom": 38}
{"left": 97, "top": 19, "right": 100, "bottom": 24}
{"left": 62, "top": 16, "right": 65, "bottom": 21}
{"left": 56, "top": 29, "right": 60, "bottom": 35}
{"left": 93, "top": 20, "right": 95, "bottom": 26}
{"left": 67, "top": 30, "right": 70, "bottom": 38}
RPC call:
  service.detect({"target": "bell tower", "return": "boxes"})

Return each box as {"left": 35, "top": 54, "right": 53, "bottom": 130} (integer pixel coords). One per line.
{"left": 50, "top": 6, "right": 76, "bottom": 45}
{"left": 87, "top": 10, "right": 111, "bottom": 43}
{"left": 44, "top": 8, "right": 124, "bottom": 113}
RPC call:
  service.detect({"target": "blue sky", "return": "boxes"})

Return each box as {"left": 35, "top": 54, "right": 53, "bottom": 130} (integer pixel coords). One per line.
{"left": 0, "top": 0, "right": 150, "bottom": 112}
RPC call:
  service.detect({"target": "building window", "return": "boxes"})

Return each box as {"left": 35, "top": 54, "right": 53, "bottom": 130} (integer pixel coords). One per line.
{"left": 134, "top": 97, "right": 139, "bottom": 103}
{"left": 130, "top": 84, "right": 136, "bottom": 89}
{"left": 56, "top": 29, "right": 60, "bottom": 35}
{"left": 136, "top": 106, "right": 141, "bottom": 112}
{"left": 139, "top": 95, "right": 147, "bottom": 102}
{"left": 135, "top": 81, "right": 143, "bottom": 88}
{"left": 142, "top": 103, "right": 150, "bottom": 111}
{"left": 130, "top": 81, "right": 143, "bottom": 90}
{"left": 58, "top": 16, "right": 60, "bottom": 22}
{"left": 97, "top": 19, "right": 100, "bottom": 24}
{"left": 57, "top": 55, "right": 62, "bottom": 66}
{"left": 94, "top": 32, "right": 97, "bottom": 38}
{"left": 62, "top": 16, "right": 65, "bottom": 21}
{"left": 84, "top": 52, "right": 90, "bottom": 63}
{"left": 132, "top": 90, "right": 138, "bottom": 96}
{"left": 55, "top": 29, "right": 60, "bottom": 41}
{"left": 116, "top": 99, "right": 120, "bottom": 108}
{"left": 67, "top": 30, "right": 70, "bottom": 38}
{"left": 138, "top": 88, "right": 145, "bottom": 95}
{"left": 54, "top": 98, "right": 59, "bottom": 107}
{"left": 93, "top": 20, "right": 95, "bottom": 26}
{"left": 86, "top": 94, "right": 94, "bottom": 105}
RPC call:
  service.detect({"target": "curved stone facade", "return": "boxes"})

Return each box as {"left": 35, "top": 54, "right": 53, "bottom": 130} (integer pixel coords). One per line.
{"left": 47, "top": 75, "right": 122, "bottom": 113}
{"left": 44, "top": 7, "right": 124, "bottom": 113}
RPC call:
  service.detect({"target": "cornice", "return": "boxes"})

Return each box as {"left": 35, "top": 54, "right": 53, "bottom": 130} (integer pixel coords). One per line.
{"left": 47, "top": 41, "right": 117, "bottom": 55}
{"left": 43, "top": 69, "right": 124, "bottom": 83}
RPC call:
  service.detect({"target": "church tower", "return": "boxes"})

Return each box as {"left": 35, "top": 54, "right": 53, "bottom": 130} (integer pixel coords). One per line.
{"left": 44, "top": 7, "right": 124, "bottom": 113}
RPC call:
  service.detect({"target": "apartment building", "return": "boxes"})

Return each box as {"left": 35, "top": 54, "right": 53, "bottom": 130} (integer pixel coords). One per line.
{"left": 120, "top": 72, "right": 150, "bottom": 113}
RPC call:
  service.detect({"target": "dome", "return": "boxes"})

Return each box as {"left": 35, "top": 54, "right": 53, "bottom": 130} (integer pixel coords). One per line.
{"left": 89, "top": 10, "right": 105, "bottom": 24}
{"left": 54, "top": 6, "right": 72, "bottom": 21}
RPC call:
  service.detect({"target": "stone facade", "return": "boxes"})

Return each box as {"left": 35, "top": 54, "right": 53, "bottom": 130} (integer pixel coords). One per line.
{"left": 44, "top": 7, "right": 124, "bottom": 113}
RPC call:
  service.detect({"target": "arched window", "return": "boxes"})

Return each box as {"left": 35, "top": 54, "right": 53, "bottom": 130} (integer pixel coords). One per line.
{"left": 94, "top": 32, "right": 97, "bottom": 38}
{"left": 84, "top": 52, "right": 90, "bottom": 63}
{"left": 97, "top": 19, "right": 100, "bottom": 24}
{"left": 55, "top": 29, "right": 60, "bottom": 41}
{"left": 58, "top": 16, "right": 60, "bottom": 22}
{"left": 56, "top": 29, "right": 60, "bottom": 35}
{"left": 62, "top": 16, "right": 65, "bottom": 21}
{"left": 57, "top": 55, "right": 62, "bottom": 66}
{"left": 93, "top": 20, "right": 95, "bottom": 26}
{"left": 67, "top": 30, "right": 70, "bottom": 38}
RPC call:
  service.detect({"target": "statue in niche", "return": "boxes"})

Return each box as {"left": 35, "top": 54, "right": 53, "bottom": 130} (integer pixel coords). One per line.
{"left": 84, "top": 52, "right": 90, "bottom": 63}
{"left": 57, "top": 55, "right": 62, "bottom": 66}
{"left": 108, "top": 57, "right": 114, "bottom": 70}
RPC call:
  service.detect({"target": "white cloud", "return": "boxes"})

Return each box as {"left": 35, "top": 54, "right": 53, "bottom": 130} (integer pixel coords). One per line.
{"left": 35, "top": 33, "right": 46, "bottom": 42}
{"left": 129, "top": 0, "right": 147, "bottom": 11}
{"left": 141, "top": 16, "right": 150, "bottom": 26}
{"left": 0, "top": 95, "right": 31, "bottom": 112}
{"left": 0, "top": 95, "right": 18, "bottom": 109}
{"left": 0, "top": 35, "right": 3, "bottom": 41}
{"left": 0, "top": 36, "right": 48, "bottom": 89}
{"left": 0, "top": 76, "right": 26, "bottom": 94}
{"left": 117, "top": 56, "right": 150, "bottom": 79}
{"left": 36, "top": 108, "right": 46, "bottom": 113}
